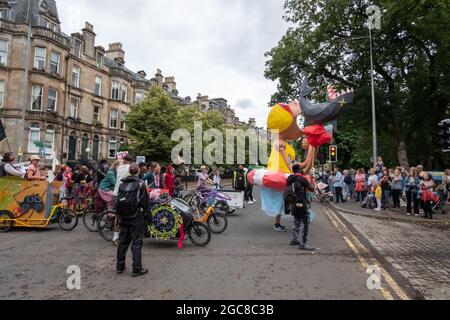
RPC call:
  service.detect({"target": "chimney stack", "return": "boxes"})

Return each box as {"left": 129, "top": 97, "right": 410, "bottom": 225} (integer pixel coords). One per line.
{"left": 106, "top": 42, "right": 125, "bottom": 63}
{"left": 82, "top": 22, "right": 96, "bottom": 58}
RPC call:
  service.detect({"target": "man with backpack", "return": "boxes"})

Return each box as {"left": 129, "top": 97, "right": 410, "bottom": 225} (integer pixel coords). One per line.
{"left": 112, "top": 155, "right": 133, "bottom": 245}
{"left": 233, "top": 165, "right": 250, "bottom": 204}
{"left": 116, "top": 164, "right": 150, "bottom": 278}
{"left": 286, "top": 165, "right": 315, "bottom": 251}
{"left": 343, "top": 170, "right": 353, "bottom": 201}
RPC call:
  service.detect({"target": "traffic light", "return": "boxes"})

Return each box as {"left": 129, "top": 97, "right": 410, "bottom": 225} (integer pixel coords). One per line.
{"left": 329, "top": 145, "right": 338, "bottom": 163}
{"left": 438, "top": 119, "right": 450, "bottom": 150}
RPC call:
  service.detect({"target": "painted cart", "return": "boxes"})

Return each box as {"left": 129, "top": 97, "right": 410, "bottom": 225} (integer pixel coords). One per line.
{"left": 0, "top": 177, "right": 78, "bottom": 232}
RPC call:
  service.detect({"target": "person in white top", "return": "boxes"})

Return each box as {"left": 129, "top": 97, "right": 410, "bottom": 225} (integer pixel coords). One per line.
{"left": 213, "top": 169, "right": 222, "bottom": 189}
{"left": 113, "top": 156, "right": 133, "bottom": 196}
{"left": 367, "top": 168, "right": 379, "bottom": 192}
{"left": 112, "top": 155, "right": 133, "bottom": 244}
{"left": 0, "top": 153, "right": 24, "bottom": 178}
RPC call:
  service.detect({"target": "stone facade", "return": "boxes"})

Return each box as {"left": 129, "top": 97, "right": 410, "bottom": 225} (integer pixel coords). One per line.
{"left": 0, "top": 0, "right": 188, "bottom": 163}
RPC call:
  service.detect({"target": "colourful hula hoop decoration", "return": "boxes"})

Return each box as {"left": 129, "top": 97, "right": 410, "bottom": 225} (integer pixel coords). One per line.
{"left": 149, "top": 205, "right": 182, "bottom": 240}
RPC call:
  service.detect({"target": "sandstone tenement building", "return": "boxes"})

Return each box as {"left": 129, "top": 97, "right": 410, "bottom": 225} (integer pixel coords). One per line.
{"left": 0, "top": 0, "right": 190, "bottom": 163}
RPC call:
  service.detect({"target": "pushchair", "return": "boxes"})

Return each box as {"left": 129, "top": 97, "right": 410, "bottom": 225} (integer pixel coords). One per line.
{"left": 316, "top": 182, "right": 334, "bottom": 203}
{"left": 432, "top": 184, "right": 448, "bottom": 215}
{"left": 362, "top": 191, "right": 377, "bottom": 209}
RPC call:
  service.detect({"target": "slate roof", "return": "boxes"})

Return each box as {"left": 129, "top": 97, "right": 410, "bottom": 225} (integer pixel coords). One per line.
{"left": 7, "top": 0, "right": 59, "bottom": 24}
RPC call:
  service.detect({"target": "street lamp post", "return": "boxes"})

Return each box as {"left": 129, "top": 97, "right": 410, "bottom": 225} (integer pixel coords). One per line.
{"left": 369, "top": 26, "right": 378, "bottom": 170}
{"left": 366, "top": 5, "right": 381, "bottom": 169}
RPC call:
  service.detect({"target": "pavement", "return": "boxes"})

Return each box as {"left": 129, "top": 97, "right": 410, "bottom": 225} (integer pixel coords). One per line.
{"left": 0, "top": 190, "right": 386, "bottom": 300}
{"left": 333, "top": 210, "right": 450, "bottom": 300}
{"left": 329, "top": 200, "right": 450, "bottom": 229}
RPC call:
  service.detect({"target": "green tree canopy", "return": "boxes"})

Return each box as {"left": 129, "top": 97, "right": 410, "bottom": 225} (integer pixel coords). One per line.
{"left": 126, "top": 85, "right": 180, "bottom": 162}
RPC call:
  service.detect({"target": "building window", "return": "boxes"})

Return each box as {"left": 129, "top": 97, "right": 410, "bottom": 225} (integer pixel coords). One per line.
{"left": 135, "top": 92, "right": 144, "bottom": 104}
{"left": 44, "top": 126, "right": 54, "bottom": 155}
{"left": 0, "top": 39, "right": 8, "bottom": 66}
{"left": 110, "top": 109, "right": 118, "bottom": 128}
{"left": 48, "top": 88, "right": 57, "bottom": 112}
{"left": 96, "top": 52, "right": 103, "bottom": 68}
{"left": 50, "top": 51, "right": 60, "bottom": 74}
{"left": 70, "top": 98, "right": 79, "bottom": 118}
{"left": 108, "top": 137, "right": 117, "bottom": 158}
{"left": 0, "top": 10, "right": 8, "bottom": 19}
{"left": 74, "top": 39, "right": 82, "bottom": 58}
{"left": 111, "top": 81, "right": 120, "bottom": 100}
{"left": 95, "top": 76, "right": 102, "bottom": 96}
{"left": 120, "top": 112, "right": 126, "bottom": 130}
{"left": 34, "top": 47, "right": 46, "bottom": 70}
{"left": 0, "top": 80, "right": 4, "bottom": 108}
{"left": 93, "top": 105, "right": 101, "bottom": 123}
{"left": 28, "top": 123, "right": 40, "bottom": 153}
{"left": 72, "top": 66, "right": 80, "bottom": 88}
{"left": 122, "top": 84, "right": 128, "bottom": 103}
{"left": 31, "top": 85, "right": 43, "bottom": 111}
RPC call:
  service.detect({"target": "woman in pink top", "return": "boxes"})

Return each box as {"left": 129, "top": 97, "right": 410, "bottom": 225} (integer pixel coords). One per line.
{"left": 26, "top": 155, "right": 46, "bottom": 181}
{"left": 421, "top": 173, "right": 436, "bottom": 220}
{"left": 355, "top": 169, "right": 366, "bottom": 203}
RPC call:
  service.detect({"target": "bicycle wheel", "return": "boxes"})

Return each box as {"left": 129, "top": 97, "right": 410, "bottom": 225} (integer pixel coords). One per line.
{"left": 207, "top": 213, "right": 228, "bottom": 234}
{"left": 214, "top": 201, "right": 230, "bottom": 216}
{"left": 0, "top": 211, "right": 14, "bottom": 233}
{"left": 188, "top": 222, "right": 211, "bottom": 247}
{"left": 82, "top": 208, "right": 100, "bottom": 232}
{"left": 97, "top": 210, "right": 116, "bottom": 242}
{"left": 58, "top": 208, "right": 79, "bottom": 231}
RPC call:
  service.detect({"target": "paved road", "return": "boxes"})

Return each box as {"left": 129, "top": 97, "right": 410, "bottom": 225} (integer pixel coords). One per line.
{"left": 1, "top": 192, "right": 387, "bottom": 300}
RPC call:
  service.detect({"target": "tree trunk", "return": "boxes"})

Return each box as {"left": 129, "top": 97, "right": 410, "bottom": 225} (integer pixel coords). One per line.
{"left": 397, "top": 142, "right": 410, "bottom": 170}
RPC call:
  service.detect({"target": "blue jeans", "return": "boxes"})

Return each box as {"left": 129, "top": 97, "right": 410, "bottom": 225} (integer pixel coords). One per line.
{"left": 382, "top": 190, "right": 391, "bottom": 208}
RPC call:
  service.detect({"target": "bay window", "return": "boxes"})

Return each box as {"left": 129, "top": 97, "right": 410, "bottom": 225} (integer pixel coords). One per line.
{"left": 0, "top": 39, "right": 8, "bottom": 66}
{"left": 28, "top": 123, "right": 40, "bottom": 153}
{"left": 34, "top": 47, "right": 46, "bottom": 70}
{"left": 72, "top": 66, "right": 80, "bottom": 88}
{"left": 110, "top": 109, "right": 118, "bottom": 128}
{"left": 31, "top": 85, "right": 43, "bottom": 111}
{"left": 48, "top": 88, "right": 57, "bottom": 112}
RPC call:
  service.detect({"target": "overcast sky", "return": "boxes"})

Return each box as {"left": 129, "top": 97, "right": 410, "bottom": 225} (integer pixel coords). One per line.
{"left": 57, "top": 0, "right": 288, "bottom": 128}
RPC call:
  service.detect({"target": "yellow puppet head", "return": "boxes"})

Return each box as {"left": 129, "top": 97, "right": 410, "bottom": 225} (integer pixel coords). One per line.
{"left": 267, "top": 101, "right": 303, "bottom": 141}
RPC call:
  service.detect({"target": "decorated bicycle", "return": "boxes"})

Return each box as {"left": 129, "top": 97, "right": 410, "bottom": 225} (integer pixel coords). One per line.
{"left": 0, "top": 177, "right": 78, "bottom": 233}
{"left": 97, "top": 189, "right": 211, "bottom": 247}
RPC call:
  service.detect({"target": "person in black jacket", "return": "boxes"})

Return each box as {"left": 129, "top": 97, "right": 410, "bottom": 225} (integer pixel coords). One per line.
{"left": 116, "top": 164, "right": 150, "bottom": 277}
{"left": 287, "top": 165, "right": 315, "bottom": 251}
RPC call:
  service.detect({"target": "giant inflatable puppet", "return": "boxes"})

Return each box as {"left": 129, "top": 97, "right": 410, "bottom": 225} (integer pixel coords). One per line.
{"left": 248, "top": 77, "right": 353, "bottom": 216}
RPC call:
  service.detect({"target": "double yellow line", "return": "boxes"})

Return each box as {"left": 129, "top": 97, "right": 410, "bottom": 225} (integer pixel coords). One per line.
{"left": 322, "top": 206, "right": 410, "bottom": 300}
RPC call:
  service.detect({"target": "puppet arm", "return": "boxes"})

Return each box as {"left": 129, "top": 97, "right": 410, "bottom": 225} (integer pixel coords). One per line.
{"left": 275, "top": 140, "right": 293, "bottom": 173}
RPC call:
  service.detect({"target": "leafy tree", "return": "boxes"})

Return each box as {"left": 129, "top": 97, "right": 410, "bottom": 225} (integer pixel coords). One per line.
{"left": 126, "top": 85, "right": 180, "bottom": 162}
{"left": 265, "top": 0, "right": 450, "bottom": 169}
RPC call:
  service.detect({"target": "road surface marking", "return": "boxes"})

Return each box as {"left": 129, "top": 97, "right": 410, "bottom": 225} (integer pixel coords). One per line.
{"left": 322, "top": 206, "right": 410, "bottom": 300}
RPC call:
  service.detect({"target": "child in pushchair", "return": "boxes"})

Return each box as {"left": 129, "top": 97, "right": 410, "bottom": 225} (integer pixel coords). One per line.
{"left": 362, "top": 186, "right": 377, "bottom": 209}
{"left": 432, "top": 184, "right": 448, "bottom": 215}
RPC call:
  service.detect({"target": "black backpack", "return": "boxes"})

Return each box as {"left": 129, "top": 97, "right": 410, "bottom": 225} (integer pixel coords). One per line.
{"left": 285, "top": 182, "right": 298, "bottom": 204}
{"left": 344, "top": 175, "right": 352, "bottom": 185}
{"left": 235, "top": 171, "right": 246, "bottom": 190}
{"left": 116, "top": 181, "right": 144, "bottom": 220}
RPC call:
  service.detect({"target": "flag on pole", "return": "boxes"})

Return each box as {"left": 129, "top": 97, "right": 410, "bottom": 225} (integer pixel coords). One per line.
{"left": 0, "top": 119, "right": 6, "bottom": 143}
